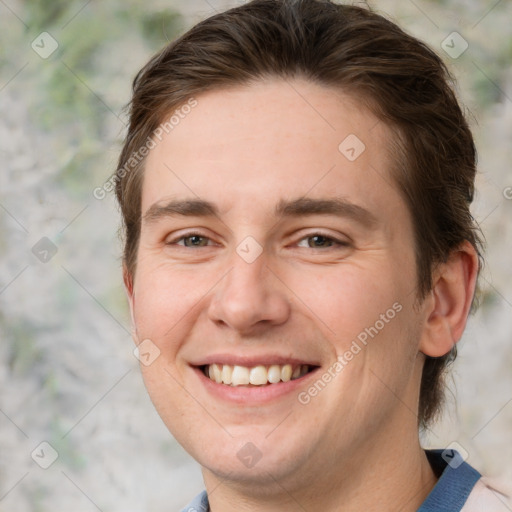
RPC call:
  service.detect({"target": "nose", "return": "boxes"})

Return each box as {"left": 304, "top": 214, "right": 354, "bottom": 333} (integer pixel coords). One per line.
{"left": 207, "top": 249, "right": 291, "bottom": 335}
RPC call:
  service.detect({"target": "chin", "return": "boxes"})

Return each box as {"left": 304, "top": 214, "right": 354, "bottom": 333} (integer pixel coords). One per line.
{"left": 191, "top": 430, "right": 312, "bottom": 486}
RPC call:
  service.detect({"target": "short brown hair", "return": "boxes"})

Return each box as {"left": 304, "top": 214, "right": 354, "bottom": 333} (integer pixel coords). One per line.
{"left": 115, "top": 0, "right": 483, "bottom": 428}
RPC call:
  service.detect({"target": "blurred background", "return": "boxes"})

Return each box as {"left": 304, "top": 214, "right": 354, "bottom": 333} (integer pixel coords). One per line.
{"left": 0, "top": 0, "right": 511, "bottom": 510}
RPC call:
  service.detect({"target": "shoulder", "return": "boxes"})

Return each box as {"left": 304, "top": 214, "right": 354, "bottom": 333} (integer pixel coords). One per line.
{"left": 179, "top": 490, "right": 209, "bottom": 512}
{"left": 420, "top": 450, "right": 511, "bottom": 512}
{"left": 461, "top": 476, "right": 512, "bottom": 512}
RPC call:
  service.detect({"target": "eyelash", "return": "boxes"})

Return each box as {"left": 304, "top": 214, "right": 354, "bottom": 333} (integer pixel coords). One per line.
{"left": 166, "top": 231, "right": 349, "bottom": 249}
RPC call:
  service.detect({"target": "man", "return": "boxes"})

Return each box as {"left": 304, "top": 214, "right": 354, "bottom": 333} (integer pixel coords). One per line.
{"left": 115, "top": 0, "right": 510, "bottom": 510}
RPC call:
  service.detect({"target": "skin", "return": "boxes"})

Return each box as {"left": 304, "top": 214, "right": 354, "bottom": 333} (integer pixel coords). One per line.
{"left": 124, "top": 77, "right": 478, "bottom": 511}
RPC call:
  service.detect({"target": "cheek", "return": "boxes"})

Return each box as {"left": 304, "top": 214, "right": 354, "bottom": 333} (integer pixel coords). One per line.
{"left": 288, "top": 261, "right": 419, "bottom": 395}
{"left": 284, "top": 263, "right": 402, "bottom": 347}
{"left": 132, "top": 265, "right": 207, "bottom": 352}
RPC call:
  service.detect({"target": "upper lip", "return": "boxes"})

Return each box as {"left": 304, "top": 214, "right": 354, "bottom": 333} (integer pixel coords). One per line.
{"left": 190, "top": 354, "right": 320, "bottom": 367}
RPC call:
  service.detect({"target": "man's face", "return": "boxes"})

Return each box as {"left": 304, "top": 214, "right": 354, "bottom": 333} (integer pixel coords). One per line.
{"left": 127, "top": 78, "right": 428, "bottom": 486}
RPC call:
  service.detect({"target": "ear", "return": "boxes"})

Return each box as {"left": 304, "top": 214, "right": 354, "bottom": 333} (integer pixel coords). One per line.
{"left": 123, "top": 262, "right": 139, "bottom": 345}
{"left": 419, "top": 241, "right": 479, "bottom": 357}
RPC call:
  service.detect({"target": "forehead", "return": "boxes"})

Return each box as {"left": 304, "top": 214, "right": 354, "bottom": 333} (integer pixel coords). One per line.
{"left": 141, "top": 78, "right": 401, "bottom": 221}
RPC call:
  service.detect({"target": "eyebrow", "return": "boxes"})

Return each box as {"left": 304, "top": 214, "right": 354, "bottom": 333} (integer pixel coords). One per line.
{"left": 142, "top": 196, "right": 378, "bottom": 228}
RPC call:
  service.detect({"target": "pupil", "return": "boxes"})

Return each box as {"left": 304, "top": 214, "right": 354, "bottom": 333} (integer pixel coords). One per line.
{"left": 311, "top": 235, "right": 329, "bottom": 247}
{"left": 187, "top": 235, "right": 204, "bottom": 246}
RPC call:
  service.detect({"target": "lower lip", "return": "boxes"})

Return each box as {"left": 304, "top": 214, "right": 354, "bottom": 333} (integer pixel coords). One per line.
{"left": 192, "top": 366, "right": 320, "bottom": 405}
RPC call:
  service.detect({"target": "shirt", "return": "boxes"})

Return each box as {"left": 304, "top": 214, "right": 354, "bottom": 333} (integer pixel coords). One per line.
{"left": 180, "top": 450, "right": 510, "bottom": 511}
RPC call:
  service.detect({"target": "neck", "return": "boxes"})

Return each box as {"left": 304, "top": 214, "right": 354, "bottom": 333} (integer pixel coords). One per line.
{"left": 203, "top": 417, "right": 437, "bottom": 512}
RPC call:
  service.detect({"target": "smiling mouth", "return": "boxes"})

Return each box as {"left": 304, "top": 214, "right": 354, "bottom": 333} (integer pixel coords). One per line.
{"left": 200, "top": 363, "right": 317, "bottom": 387}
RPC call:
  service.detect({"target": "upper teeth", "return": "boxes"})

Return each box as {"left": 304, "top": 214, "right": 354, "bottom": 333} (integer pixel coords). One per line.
{"left": 206, "top": 363, "right": 310, "bottom": 386}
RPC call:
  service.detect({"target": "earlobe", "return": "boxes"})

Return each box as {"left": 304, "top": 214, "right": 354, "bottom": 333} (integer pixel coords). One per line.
{"left": 123, "top": 263, "right": 133, "bottom": 297}
{"left": 419, "top": 241, "right": 479, "bottom": 358}
{"left": 123, "top": 263, "right": 139, "bottom": 345}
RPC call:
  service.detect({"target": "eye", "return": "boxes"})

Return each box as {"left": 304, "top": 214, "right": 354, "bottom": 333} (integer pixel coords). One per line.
{"left": 166, "top": 232, "right": 214, "bottom": 248}
{"left": 165, "top": 231, "right": 349, "bottom": 250}
{"left": 296, "top": 233, "right": 349, "bottom": 249}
